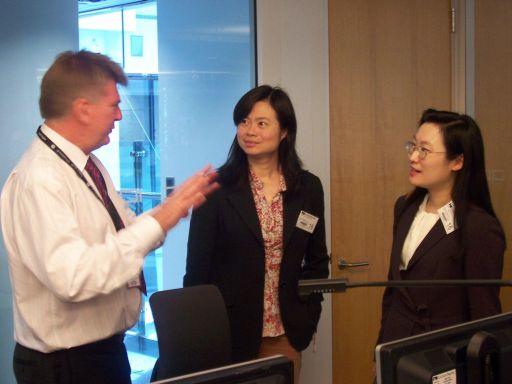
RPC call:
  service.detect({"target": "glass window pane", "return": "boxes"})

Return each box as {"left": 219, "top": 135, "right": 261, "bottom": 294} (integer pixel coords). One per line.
{"left": 79, "top": 10, "right": 123, "bottom": 63}
{"left": 79, "top": 1, "right": 255, "bottom": 382}
{"left": 123, "top": 5, "right": 158, "bottom": 73}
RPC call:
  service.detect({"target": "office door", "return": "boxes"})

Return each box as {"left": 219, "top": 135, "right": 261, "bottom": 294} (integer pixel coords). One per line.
{"left": 329, "top": 1, "right": 452, "bottom": 383}
{"left": 473, "top": 0, "right": 512, "bottom": 310}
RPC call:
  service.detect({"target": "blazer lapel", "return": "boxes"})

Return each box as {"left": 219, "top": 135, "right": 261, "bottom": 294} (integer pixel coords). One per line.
{"left": 389, "top": 197, "right": 428, "bottom": 311}
{"left": 390, "top": 197, "right": 448, "bottom": 275}
{"left": 390, "top": 202, "right": 418, "bottom": 280}
{"left": 225, "top": 178, "right": 306, "bottom": 249}
{"left": 405, "top": 221, "right": 446, "bottom": 270}
{"left": 394, "top": 216, "right": 447, "bottom": 312}
{"left": 282, "top": 190, "right": 305, "bottom": 249}
{"left": 226, "top": 184, "right": 264, "bottom": 245}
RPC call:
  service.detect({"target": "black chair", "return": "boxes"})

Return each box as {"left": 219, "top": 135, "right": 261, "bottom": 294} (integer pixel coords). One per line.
{"left": 149, "top": 284, "right": 232, "bottom": 382}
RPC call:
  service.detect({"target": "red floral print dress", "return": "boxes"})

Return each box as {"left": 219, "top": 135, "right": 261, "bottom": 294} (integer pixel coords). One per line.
{"left": 249, "top": 170, "right": 287, "bottom": 337}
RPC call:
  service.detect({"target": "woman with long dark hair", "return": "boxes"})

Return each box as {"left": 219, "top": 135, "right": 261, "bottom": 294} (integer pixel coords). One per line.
{"left": 377, "top": 108, "right": 506, "bottom": 345}
{"left": 184, "top": 85, "right": 329, "bottom": 383}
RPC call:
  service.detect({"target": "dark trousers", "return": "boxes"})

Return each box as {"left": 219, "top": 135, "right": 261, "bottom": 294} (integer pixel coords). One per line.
{"left": 13, "top": 334, "right": 131, "bottom": 384}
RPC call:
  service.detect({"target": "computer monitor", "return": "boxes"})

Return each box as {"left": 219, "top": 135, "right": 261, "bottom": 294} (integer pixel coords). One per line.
{"left": 151, "top": 355, "right": 293, "bottom": 384}
{"left": 375, "top": 311, "right": 512, "bottom": 384}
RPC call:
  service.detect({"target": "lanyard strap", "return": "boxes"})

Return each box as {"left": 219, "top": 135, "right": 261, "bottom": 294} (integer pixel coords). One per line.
{"left": 36, "top": 126, "right": 104, "bottom": 204}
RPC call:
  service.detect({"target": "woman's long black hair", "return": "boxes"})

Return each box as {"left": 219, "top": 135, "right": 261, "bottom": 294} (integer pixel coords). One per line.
{"left": 218, "top": 85, "right": 303, "bottom": 192}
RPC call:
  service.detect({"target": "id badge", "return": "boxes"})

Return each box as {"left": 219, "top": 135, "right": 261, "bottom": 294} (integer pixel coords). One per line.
{"left": 438, "top": 201, "right": 457, "bottom": 235}
{"left": 296, "top": 210, "right": 319, "bottom": 233}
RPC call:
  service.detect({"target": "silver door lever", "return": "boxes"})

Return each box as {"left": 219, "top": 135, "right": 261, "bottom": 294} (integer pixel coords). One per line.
{"left": 338, "top": 258, "right": 369, "bottom": 270}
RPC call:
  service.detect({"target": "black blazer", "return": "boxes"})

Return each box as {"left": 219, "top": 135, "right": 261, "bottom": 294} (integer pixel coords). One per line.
{"left": 184, "top": 170, "right": 330, "bottom": 362}
{"left": 377, "top": 194, "right": 505, "bottom": 344}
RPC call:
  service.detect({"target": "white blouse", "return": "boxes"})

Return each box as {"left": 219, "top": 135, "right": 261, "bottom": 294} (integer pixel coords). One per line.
{"left": 400, "top": 195, "right": 439, "bottom": 270}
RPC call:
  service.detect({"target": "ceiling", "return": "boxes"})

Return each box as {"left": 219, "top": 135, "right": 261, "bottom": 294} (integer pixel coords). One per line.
{"left": 78, "top": 0, "right": 152, "bottom": 14}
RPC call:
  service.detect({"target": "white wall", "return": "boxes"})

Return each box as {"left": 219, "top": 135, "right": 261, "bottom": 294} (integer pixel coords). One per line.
{"left": 0, "top": 2, "right": 78, "bottom": 383}
{"left": 256, "top": 1, "right": 332, "bottom": 383}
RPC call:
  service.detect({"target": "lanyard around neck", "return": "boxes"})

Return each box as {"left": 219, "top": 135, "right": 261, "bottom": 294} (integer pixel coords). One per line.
{"left": 36, "top": 126, "right": 104, "bottom": 204}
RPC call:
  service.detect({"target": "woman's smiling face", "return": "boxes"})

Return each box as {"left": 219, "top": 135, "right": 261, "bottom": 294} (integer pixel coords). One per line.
{"left": 236, "top": 100, "right": 287, "bottom": 161}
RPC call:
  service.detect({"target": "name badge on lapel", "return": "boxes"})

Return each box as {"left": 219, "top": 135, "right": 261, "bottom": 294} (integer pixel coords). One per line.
{"left": 296, "top": 210, "right": 319, "bottom": 234}
{"left": 438, "top": 201, "right": 457, "bottom": 235}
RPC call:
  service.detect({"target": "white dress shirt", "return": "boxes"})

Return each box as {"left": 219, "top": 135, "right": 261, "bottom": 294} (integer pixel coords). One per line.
{"left": 1, "top": 124, "right": 165, "bottom": 352}
{"left": 400, "top": 194, "right": 439, "bottom": 270}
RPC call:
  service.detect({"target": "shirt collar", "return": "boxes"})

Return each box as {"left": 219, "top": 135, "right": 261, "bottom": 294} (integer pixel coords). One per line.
{"left": 41, "top": 123, "right": 90, "bottom": 171}
{"left": 418, "top": 194, "right": 454, "bottom": 216}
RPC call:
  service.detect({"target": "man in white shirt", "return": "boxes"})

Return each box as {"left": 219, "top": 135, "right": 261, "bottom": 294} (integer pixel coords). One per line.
{"left": 0, "top": 50, "right": 218, "bottom": 384}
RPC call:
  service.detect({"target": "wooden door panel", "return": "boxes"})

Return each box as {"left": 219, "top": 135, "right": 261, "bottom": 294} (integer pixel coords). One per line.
{"left": 329, "top": 1, "right": 452, "bottom": 382}
{"left": 474, "top": 0, "right": 512, "bottom": 310}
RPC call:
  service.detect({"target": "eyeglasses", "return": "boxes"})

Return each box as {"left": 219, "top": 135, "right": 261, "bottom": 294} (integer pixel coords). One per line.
{"left": 405, "top": 141, "right": 446, "bottom": 160}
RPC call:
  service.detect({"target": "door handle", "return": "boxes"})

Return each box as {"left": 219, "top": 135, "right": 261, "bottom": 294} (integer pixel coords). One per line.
{"left": 337, "top": 258, "right": 369, "bottom": 270}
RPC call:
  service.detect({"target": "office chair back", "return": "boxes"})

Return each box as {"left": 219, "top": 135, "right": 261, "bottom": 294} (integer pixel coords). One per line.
{"left": 149, "top": 284, "right": 232, "bottom": 381}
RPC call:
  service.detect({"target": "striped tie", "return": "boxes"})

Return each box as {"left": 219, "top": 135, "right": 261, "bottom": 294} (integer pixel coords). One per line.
{"left": 85, "top": 157, "right": 147, "bottom": 295}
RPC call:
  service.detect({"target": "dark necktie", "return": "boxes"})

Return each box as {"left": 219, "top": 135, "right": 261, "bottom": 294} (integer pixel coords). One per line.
{"left": 85, "top": 157, "right": 147, "bottom": 295}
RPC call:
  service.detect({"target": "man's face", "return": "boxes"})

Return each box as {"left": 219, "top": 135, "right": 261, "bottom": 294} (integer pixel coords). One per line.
{"left": 85, "top": 79, "right": 122, "bottom": 152}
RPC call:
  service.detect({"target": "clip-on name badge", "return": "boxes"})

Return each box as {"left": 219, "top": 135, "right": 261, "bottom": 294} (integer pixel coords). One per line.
{"left": 438, "top": 201, "right": 457, "bottom": 235}
{"left": 296, "top": 210, "right": 319, "bottom": 233}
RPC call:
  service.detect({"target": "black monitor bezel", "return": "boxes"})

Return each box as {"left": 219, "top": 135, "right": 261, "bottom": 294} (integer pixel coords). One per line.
{"left": 151, "top": 355, "right": 293, "bottom": 384}
{"left": 375, "top": 311, "right": 512, "bottom": 384}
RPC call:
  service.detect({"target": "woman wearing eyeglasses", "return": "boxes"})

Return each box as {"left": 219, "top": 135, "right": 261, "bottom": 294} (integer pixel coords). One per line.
{"left": 376, "top": 108, "right": 506, "bottom": 345}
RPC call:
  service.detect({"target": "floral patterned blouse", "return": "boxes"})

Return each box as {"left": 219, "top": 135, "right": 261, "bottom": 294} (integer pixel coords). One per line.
{"left": 249, "top": 169, "right": 287, "bottom": 337}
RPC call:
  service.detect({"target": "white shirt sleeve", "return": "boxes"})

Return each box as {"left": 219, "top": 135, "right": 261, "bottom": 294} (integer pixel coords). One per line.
{"left": 2, "top": 153, "right": 164, "bottom": 302}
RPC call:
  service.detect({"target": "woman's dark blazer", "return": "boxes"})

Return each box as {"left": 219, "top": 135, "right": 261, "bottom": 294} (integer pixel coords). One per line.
{"left": 184, "top": 170, "right": 330, "bottom": 362}
{"left": 377, "top": 194, "right": 505, "bottom": 345}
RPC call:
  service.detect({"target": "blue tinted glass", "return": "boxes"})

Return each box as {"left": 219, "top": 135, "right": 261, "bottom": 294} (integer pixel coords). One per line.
{"left": 79, "top": 1, "right": 255, "bottom": 382}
